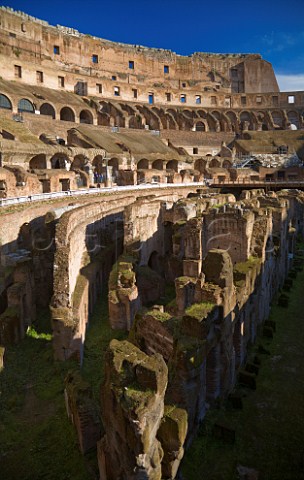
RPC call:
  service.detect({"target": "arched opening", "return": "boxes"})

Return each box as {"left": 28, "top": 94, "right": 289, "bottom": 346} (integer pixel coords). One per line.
{"left": 0, "top": 94, "right": 12, "bottom": 110}
{"left": 29, "top": 154, "right": 47, "bottom": 170}
{"left": 222, "top": 160, "right": 232, "bottom": 169}
{"left": 262, "top": 123, "right": 269, "bottom": 131}
{"left": 40, "top": 103, "right": 56, "bottom": 119}
{"left": 51, "top": 153, "right": 70, "bottom": 169}
{"left": 271, "top": 111, "right": 284, "bottom": 129}
{"left": 287, "top": 111, "right": 300, "bottom": 129}
{"left": 93, "top": 155, "right": 104, "bottom": 174}
{"left": 137, "top": 158, "right": 149, "bottom": 170}
{"left": 166, "top": 160, "right": 178, "bottom": 172}
{"left": 195, "top": 121, "right": 206, "bottom": 132}
{"left": 240, "top": 111, "right": 252, "bottom": 130}
{"left": 97, "top": 112, "right": 110, "bottom": 126}
{"left": 79, "top": 109, "right": 93, "bottom": 124}
{"left": 60, "top": 107, "right": 75, "bottom": 122}
{"left": 71, "top": 154, "right": 87, "bottom": 171}
{"left": 209, "top": 158, "right": 220, "bottom": 168}
{"left": 129, "top": 115, "right": 143, "bottom": 129}
{"left": 18, "top": 98, "right": 34, "bottom": 114}
{"left": 194, "top": 159, "right": 207, "bottom": 173}
{"left": 152, "top": 159, "right": 164, "bottom": 170}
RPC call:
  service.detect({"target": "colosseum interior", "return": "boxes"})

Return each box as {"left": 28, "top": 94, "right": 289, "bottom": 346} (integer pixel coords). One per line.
{"left": 1, "top": 6, "right": 304, "bottom": 480}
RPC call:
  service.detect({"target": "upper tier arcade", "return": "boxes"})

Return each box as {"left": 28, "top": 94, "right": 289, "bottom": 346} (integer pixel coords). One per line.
{"left": 0, "top": 7, "right": 279, "bottom": 107}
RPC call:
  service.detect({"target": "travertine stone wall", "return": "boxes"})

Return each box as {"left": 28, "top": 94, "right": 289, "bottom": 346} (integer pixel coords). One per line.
{"left": 0, "top": 7, "right": 284, "bottom": 109}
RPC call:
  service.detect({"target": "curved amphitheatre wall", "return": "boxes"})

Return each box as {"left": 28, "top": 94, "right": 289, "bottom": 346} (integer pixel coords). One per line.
{"left": 0, "top": 185, "right": 197, "bottom": 350}
{"left": 0, "top": 6, "right": 303, "bottom": 134}
{"left": 1, "top": 7, "right": 304, "bottom": 480}
{"left": 50, "top": 185, "right": 197, "bottom": 360}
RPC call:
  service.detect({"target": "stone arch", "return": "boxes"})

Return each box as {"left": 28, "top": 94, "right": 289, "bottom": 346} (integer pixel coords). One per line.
{"left": 166, "top": 108, "right": 178, "bottom": 119}
{"left": 71, "top": 154, "right": 87, "bottom": 170}
{"left": 211, "top": 110, "right": 221, "bottom": 120}
{"left": 129, "top": 115, "right": 143, "bottom": 129}
{"left": 29, "top": 154, "right": 47, "bottom": 170}
{"left": 287, "top": 110, "right": 300, "bottom": 129}
{"left": 0, "top": 93, "right": 12, "bottom": 110}
{"left": 182, "top": 109, "right": 194, "bottom": 119}
{"left": 60, "top": 106, "right": 75, "bottom": 122}
{"left": 194, "top": 158, "right": 207, "bottom": 173}
{"left": 222, "top": 159, "right": 232, "bottom": 169}
{"left": 209, "top": 158, "right": 221, "bottom": 168}
{"left": 195, "top": 121, "right": 206, "bottom": 132}
{"left": 225, "top": 111, "right": 238, "bottom": 131}
{"left": 240, "top": 111, "right": 253, "bottom": 130}
{"left": 98, "top": 112, "right": 111, "bottom": 126}
{"left": 271, "top": 110, "right": 284, "bottom": 128}
{"left": 137, "top": 158, "right": 149, "bottom": 170}
{"left": 152, "top": 159, "right": 164, "bottom": 170}
{"left": 197, "top": 110, "right": 207, "bottom": 119}
{"left": 165, "top": 113, "right": 177, "bottom": 130}
{"left": 51, "top": 153, "right": 70, "bottom": 169}
{"left": 40, "top": 103, "right": 56, "bottom": 119}
{"left": 79, "top": 109, "right": 93, "bottom": 124}
{"left": 18, "top": 98, "right": 34, "bottom": 113}
{"left": 166, "top": 160, "right": 178, "bottom": 172}
{"left": 93, "top": 155, "right": 104, "bottom": 174}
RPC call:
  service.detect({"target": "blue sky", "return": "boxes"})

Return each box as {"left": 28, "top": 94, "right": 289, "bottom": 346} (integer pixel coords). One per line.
{"left": 4, "top": 0, "right": 304, "bottom": 91}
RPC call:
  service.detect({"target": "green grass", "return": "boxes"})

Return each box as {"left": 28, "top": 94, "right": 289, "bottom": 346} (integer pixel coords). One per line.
{"left": 0, "top": 310, "right": 92, "bottom": 480}
{"left": 182, "top": 264, "right": 304, "bottom": 480}
{"left": 185, "top": 302, "right": 215, "bottom": 320}
{"left": 0, "top": 294, "right": 127, "bottom": 480}
{"left": 81, "top": 293, "right": 127, "bottom": 401}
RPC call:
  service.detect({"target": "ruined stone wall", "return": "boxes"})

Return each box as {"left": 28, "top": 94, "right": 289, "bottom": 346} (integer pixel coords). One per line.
{"left": 50, "top": 185, "right": 199, "bottom": 359}
{"left": 99, "top": 189, "right": 304, "bottom": 479}
{"left": 0, "top": 7, "right": 283, "bottom": 110}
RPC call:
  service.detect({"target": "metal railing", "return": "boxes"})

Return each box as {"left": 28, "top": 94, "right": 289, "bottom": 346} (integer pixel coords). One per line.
{"left": 0, "top": 182, "right": 205, "bottom": 207}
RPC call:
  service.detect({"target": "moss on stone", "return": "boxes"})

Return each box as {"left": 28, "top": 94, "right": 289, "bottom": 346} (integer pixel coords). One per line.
{"left": 233, "top": 256, "right": 261, "bottom": 283}
{"left": 185, "top": 302, "right": 215, "bottom": 320}
{"left": 176, "top": 276, "right": 196, "bottom": 287}
{"left": 146, "top": 309, "right": 172, "bottom": 322}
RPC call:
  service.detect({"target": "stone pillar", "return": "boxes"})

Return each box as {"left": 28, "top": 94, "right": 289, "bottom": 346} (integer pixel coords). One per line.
{"left": 99, "top": 339, "right": 168, "bottom": 480}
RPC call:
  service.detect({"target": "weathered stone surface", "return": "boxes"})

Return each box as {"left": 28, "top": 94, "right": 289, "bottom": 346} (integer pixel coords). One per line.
{"left": 108, "top": 260, "right": 141, "bottom": 330}
{"left": 157, "top": 406, "right": 188, "bottom": 479}
{"left": 203, "top": 249, "right": 234, "bottom": 289}
{"left": 64, "top": 371, "right": 101, "bottom": 454}
{"left": 99, "top": 339, "right": 168, "bottom": 480}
